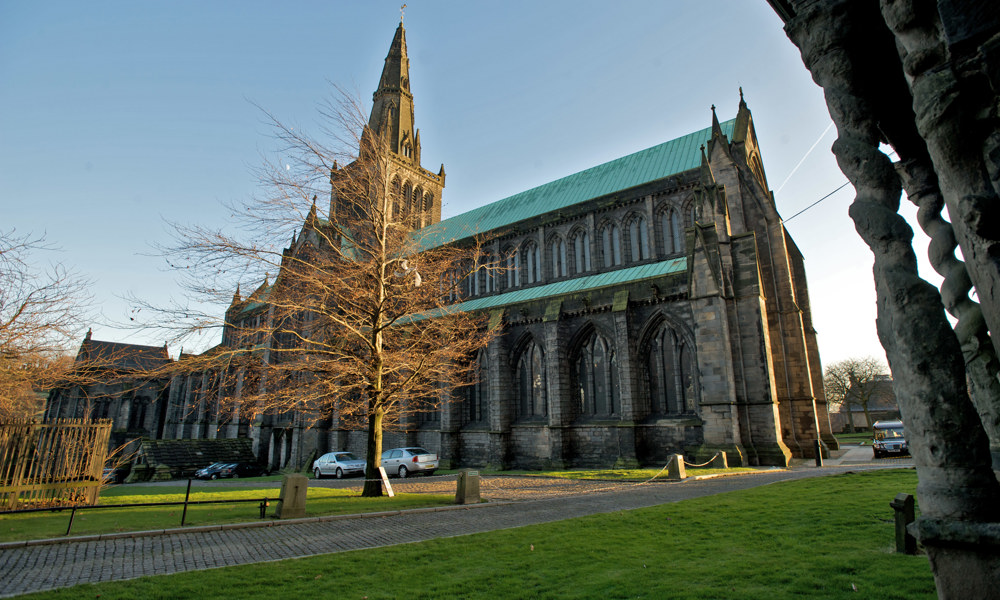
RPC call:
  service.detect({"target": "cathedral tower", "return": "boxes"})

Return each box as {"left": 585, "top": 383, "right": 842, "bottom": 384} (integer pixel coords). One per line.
{"left": 336, "top": 20, "right": 445, "bottom": 229}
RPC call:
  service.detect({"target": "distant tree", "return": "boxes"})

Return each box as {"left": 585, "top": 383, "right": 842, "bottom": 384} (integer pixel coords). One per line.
{"left": 824, "top": 356, "right": 893, "bottom": 432}
{"left": 0, "top": 230, "right": 91, "bottom": 421}
{"left": 136, "top": 89, "right": 497, "bottom": 496}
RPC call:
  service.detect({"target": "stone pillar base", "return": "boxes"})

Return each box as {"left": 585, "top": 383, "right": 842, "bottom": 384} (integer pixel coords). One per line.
{"left": 914, "top": 518, "right": 1000, "bottom": 599}
{"left": 747, "top": 441, "right": 792, "bottom": 467}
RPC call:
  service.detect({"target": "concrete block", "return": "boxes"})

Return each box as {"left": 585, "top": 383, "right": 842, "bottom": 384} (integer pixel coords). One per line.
{"left": 276, "top": 474, "right": 308, "bottom": 519}
{"left": 455, "top": 469, "right": 480, "bottom": 505}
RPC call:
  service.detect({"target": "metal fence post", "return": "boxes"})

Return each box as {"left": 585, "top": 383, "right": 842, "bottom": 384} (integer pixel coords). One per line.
{"left": 180, "top": 478, "right": 193, "bottom": 526}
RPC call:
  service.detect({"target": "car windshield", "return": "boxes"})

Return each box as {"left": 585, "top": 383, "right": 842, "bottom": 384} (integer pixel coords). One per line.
{"left": 407, "top": 448, "right": 431, "bottom": 455}
{"left": 335, "top": 453, "right": 360, "bottom": 461}
{"left": 875, "top": 427, "right": 904, "bottom": 440}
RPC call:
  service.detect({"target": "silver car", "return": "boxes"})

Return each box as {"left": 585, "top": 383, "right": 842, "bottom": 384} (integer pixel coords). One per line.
{"left": 380, "top": 447, "right": 439, "bottom": 478}
{"left": 312, "top": 451, "right": 366, "bottom": 479}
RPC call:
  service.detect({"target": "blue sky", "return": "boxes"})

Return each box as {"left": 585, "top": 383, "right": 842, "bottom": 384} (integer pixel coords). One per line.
{"left": 0, "top": 0, "right": 932, "bottom": 365}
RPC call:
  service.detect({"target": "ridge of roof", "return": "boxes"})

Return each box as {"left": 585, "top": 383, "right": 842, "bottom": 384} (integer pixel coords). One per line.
{"left": 404, "top": 257, "right": 687, "bottom": 324}
{"left": 413, "top": 119, "right": 735, "bottom": 250}
{"left": 80, "top": 338, "right": 171, "bottom": 370}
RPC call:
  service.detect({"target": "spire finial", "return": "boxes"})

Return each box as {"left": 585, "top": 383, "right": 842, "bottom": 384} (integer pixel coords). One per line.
{"left": 739, "top": 86, "right": 744, "bottom": 101}
{"left": 711, "top": 104, "right": 716, "bottom": 113}
{"left": 400, "top": 3, "right": 406, "bottom": 23}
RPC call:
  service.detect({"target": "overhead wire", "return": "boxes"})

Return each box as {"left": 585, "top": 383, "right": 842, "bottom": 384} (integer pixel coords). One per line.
{"left": 783, "top": 181, "right": 852, "bottom": 222}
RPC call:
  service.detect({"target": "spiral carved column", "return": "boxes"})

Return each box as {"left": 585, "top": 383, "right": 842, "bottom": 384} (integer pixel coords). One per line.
{"left": 780, "top": 1, "right": 1000, "bottom": 596}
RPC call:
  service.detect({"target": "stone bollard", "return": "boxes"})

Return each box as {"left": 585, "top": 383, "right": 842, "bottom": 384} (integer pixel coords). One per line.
{"left": 666, "top": 454, "right": 686, "bottom": 480}
{"left": 276, "top": 474, "right": 308, "bottom": 519}
{"left": 709, "top": 451, "right": 728, "bottom": 469}
{"left": 889, "top": 493, "right": 916, "bottom": 554}
{"left": 455, "top": 469, "right": 480, "bottom": 505}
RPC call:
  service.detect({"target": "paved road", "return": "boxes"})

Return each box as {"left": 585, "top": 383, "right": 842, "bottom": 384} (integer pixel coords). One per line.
{"left": 0, "top": 458, "right": 908, "bottom": 598}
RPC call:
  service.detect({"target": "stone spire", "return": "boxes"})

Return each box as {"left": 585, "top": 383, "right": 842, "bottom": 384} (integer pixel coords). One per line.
{"left": 707, "top": 103, "right": 731, "bottom": 158}
{"left": 368, "top": 21, "right": 418, "bottom": 163}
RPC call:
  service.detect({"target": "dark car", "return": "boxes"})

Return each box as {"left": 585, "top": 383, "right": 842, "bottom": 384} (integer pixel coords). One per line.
{"left": 194, "top": 462, "right": 267, "bottom": 479}
{"left": 230, "top": 462, "right": 268, "bottom": 478}
{"left": 195, "top": 462, "right": 234, "bottom": 480}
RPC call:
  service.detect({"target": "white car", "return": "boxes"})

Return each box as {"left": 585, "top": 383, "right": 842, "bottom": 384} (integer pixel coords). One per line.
{"left": 381, "top": 447, "right": 439, "bottom": 478}
{"left": 312, "top": 451, "right": 366, "bottom": 479}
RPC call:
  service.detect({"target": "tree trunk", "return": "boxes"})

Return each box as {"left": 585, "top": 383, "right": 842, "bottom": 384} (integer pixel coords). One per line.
{"left": 361, "top": 404, "right": 385, "bottom": 497}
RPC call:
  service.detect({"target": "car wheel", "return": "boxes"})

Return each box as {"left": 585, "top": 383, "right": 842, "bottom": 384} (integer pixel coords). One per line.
{"left": 210, "top": 473, "right": 218, "bottom": 480}
{"left": 398, "top": 465, "right": 409, "bottom": 478}
{"left": 232, "top": 473, "right": 239, "bottom": 479}
{"left": 314, "top": 468, "right": 323, "bottom": 480}
{"left": 336, "top": 468, "right": 344, "bottom": 479}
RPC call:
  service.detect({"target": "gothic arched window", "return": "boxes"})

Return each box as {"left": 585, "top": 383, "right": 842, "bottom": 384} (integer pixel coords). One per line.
{"left": 571, "top": 229, "right": 592, "bottom": 274}
{"left": 575, "top": 332, "right": 620, "bottom": 418}
{"left": 505, "top": 247, "right": 520, "bottom": 288}
{"left": 661, "top": 209, "right": 683, "bottom": 255}
{"left": 551, "top": 237, "right": 568, "bottom": 278}
{"left": 403, "top": 182, "right": 413, "bottom": 212}
{"left": 468, "top": 261, "right": 480, "bottom": 297}
{"left": 523, "top": 241, "right": 541, "bottom": 284}
{"left": 465, "top": 350, "right": 488, "bottom": 424}
{"left": 601, "top": 223, "right": 622, "bottom": 268}
{"left": 628, "top": 215, "right": 650, "bottom": 262}
{"left": 515, "top": 340, "right": 547, "bottom": 419}
{"left": 481, "top": 253, "right": 496, "bottom": 294}
{"left": 685, "top": 205, "right": 696, "bottom": 227}
{"left": 390, "top": 178, "right": 402, "bottom": 219}
{"left": 645, "top": 324, "right": 698, "bottom": 415}
{"left": 412, "top": 186, "right": 424, "bottom": 227}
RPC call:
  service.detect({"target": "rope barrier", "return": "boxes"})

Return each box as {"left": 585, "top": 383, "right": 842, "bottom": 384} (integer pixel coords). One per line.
{"left": 682, "top": 451, "right": 722, "bottom": 469}
{"left": 311, "top": 455, "right": 725, "bottom": 502}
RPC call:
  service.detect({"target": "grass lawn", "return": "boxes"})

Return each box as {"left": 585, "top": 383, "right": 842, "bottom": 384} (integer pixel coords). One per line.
{"left": 0, "top": 484, "right": 453, "bottom": 542}
{"left": 18, "top": 469, "right": 935, "bottom": 600}
{"left": 835, "top": 432, "right": 873, "bottom": 445}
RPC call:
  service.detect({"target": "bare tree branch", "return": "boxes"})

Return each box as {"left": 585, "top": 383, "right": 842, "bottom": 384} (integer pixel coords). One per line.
{"left": 137, "top": 87, "right": 498, "bottom": 496}
{"left": 0, "top": 229, "right": 92, "bottom": 420}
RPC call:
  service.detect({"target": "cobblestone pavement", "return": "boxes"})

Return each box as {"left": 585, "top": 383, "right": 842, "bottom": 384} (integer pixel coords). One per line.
{"left": 0, "top": 464, "right": 905, "bottom": 597}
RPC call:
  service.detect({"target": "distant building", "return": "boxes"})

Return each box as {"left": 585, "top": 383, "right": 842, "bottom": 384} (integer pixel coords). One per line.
{"left": 44, "top": 329, "right": 171, "bottom": 453}
{"left": 47, "top": 21, "right": 837, "bottom": 471}
{"left": 829, "top": 375, "right": 900, "bottom": 432}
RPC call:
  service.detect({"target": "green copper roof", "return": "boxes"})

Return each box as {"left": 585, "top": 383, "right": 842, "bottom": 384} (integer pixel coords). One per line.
{"left": 415, "top": 119, "right": 735, "bottom": 250}
{"left": 406, "top": 257, "right": 686, "bottom": 323}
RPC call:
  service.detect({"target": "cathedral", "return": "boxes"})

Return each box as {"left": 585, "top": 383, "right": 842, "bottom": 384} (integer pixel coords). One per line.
{"left": 46, "top": 21, "right": 837, "bottom": 472}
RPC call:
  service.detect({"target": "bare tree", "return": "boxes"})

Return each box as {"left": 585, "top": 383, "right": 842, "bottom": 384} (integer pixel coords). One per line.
{"left": 136, "top": 89, "right": 497, "bottom": 496}
{"left": 823, "top": 356, "right": 892, "bottom": 432}
{"left": 0, "top": 230, "right": 91, "bottom": 421}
